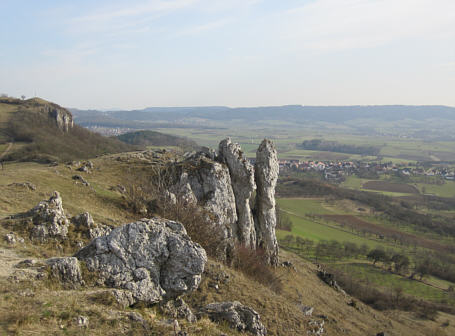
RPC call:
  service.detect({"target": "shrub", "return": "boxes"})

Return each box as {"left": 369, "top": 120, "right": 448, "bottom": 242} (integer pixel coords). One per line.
{"left": 231, "top": 244, "right": 283, "bottom": 293}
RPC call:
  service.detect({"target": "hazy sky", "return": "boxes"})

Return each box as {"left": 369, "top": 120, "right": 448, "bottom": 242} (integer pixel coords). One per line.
{"left": 1, "top": 0, "right": 454, "bottom": 109}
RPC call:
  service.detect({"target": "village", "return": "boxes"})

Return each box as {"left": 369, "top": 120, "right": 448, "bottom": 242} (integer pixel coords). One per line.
{"left": 259, "top": 158, "right": 455, "bottom": 182}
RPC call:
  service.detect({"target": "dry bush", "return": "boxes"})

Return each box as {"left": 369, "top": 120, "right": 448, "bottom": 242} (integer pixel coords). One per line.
{"left": 231, "top": 244, "right": 283, "bottom": 293}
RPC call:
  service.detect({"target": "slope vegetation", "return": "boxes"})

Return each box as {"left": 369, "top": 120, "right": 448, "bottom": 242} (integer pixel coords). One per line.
{"left": 0, "top": 97, "right": 134, "bottom": 162}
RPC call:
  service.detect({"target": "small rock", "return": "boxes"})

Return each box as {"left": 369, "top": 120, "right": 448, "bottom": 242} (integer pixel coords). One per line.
{"left": 4, "top": 233, "right": 17, "bottom": 244}
{"left": 299, "top": 305, "right": 314, "bottom": 316}
{"left": 72, "top": 175, "right": 90, "bottom": 186}
{"left": 75, "top": 316, "right": 89, "bottom": 328}
{"left": 160, "top": 298, "right": 196, "bottom": 323}
{"left": 200, "top": 301, "right": 266, "bottom": 336}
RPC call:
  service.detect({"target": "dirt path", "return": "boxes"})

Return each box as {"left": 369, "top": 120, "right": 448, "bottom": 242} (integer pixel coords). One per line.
{"left": 0, "top": 247, "right": 24, "bottom": 278}
{"left": 0, "top": 142, "right": 13, "bottom": 160}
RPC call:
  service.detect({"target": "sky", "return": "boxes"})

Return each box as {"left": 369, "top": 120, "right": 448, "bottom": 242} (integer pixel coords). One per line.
{"left": 0, "top": 0, "right": 454, "bottom": 109}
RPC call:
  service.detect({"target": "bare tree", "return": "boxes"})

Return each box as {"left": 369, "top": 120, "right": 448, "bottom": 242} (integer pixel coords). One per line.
{"left": 21, "top": 95, "right": 26, "bottom": 100}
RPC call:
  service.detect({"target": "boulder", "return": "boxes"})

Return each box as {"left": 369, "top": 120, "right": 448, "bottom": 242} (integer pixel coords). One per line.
{"left": 45, "top": 257, "right": 84, "bottom": 288}
{"left": 28, "top": 191, "right": 69, "bottom": 242}
{"left": 218, "top": 138, "right": 256, "bottom": 248}
{"left": 254, "top": 139, "right": 279, "bottom": 266}
{"left": 200, "top": 301, "right": 266, "bottom": 336}
{"left": 74, "top": 218, "right": 207, "bottom": 305}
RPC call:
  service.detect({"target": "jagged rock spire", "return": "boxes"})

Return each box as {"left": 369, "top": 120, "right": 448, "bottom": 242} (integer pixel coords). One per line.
{"left": 254, "top": 139, "right": 279, "bottom": 266}
{"left": 218, "top": 138, "right": 256, "bottom": 248}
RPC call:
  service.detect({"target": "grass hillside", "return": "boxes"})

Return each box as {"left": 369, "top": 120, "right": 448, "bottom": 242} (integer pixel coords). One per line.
{"left": 0, "top": 97, "right": 134, "bottom": 163}
{"left": 116, "top": 130, "right": 199, "bottom": 151}
{"left": 1, "top": 153, "right": 454, "bottom": 335}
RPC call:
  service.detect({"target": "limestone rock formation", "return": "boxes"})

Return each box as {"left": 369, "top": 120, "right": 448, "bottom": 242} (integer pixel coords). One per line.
{"left": 72, "top": 212, "right": 111, "bottom": 239}
{"left": 42, "top": 104, "right": 74, "bottom": 132}
{"left": 168, "top": 138, "right": 279, "bottom": 265}
{"left": 46, "top": 257, "right": 84, "bottom": 288}
{"left": 254, "top": 139, "right": 279, "bottom": 266}
{"left": 218, "top": 138, "right": 256, "bottom": 247}
{"left": 29, "top": 191, "right": 69, "bottom": 242}
{"left": 74, "top": 218, "right": 207, "bottom": 305}
{"left": 180, "top": 153, "right": 238, "bottom": 242}
{"left": 200, "top": 301, "right": 267, "bottom": 336}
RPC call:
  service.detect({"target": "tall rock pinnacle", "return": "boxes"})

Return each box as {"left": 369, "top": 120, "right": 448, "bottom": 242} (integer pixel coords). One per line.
{"left": 254, "top": 139, "right": 279, "bottom": 266}
{"left": 218, "top": 138, "right": 256, "bottom": 248}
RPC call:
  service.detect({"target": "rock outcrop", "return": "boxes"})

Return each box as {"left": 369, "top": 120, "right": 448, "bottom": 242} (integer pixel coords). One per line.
{"left": 28, "top": 191, "right": 69, "bottom": 242}
{"left": 218, "top": 138, "right": 256, "bottom": 248}
{"left": 200, "top": 301, "right": 267, "bottom": 336}
{"left": 42, "top": 104, "right": 74, "bottom": 132}
{"left": 74, "top": 218, "right": 207, "bottom": 305}
{"left": 46, "top": 257, "right": 84, "bottom": 288}
{"left": 169, "top": 138, "right": 279, "bottom": 264}
{"left": 254, "top": 139, "right": 279, "bottom": 266}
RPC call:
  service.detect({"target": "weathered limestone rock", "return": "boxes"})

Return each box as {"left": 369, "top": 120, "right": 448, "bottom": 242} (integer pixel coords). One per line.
{"left": 46, "top": 257, "right": 84, "bottom": 288}
{"left": 72, "top": 212, "right": 111, "bottom": 239}
{"left": 74, "top": 218, "right": 207, "bottom": 305}
{"left": 218, "top": 138, "right": 256, "bottom": 247}
{"left": 43, "top": 104, "right": 73, "bottom": 132}
{"left": 29, "top": 191, "right": 69, "bottom": 242}
{"left": 160, "top": 298, "right": 196, "bottom": 322}
{"left": 255, "top": 140, "right": 279, "bottom": 266}
{"left": 181, "top": 154, "right": 237, "bottom": 243}
{"left": 200, "top": 301, "right": 267, "bottom": 336}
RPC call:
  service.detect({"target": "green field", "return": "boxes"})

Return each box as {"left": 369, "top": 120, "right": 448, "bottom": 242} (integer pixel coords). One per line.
{"left": 277, "top": 198, "right": 396, "bottom": 249}
{"left": 332, "top": 263, "right": 455, "bottom": 305}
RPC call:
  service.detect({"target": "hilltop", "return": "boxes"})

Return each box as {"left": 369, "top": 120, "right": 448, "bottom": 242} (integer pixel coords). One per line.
{"left": 116, "top": 130, "right": 199, "bottom": 151}
{"left": 0, "top": 97, "right": 133, "bottom": 163}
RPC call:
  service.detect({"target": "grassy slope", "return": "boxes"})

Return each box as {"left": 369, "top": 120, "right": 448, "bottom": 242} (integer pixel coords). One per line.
{"left": 0, "top": 98, "right": 134, "bottom": 162}
{"left": 1, "top": 157, "right": 454, "bottom": 335}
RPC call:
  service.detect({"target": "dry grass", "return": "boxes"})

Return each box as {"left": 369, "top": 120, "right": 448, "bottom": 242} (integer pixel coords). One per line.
{"left": 1, "top": 156, "right": 455, "bottom": 335}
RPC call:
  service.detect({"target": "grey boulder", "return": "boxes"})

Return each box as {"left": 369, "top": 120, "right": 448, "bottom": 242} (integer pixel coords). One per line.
{"left": 74, "top": 218, "right": 207, "bottom": 305}
{"left": 200, "top": 301, "right": 266, "bottom": 336}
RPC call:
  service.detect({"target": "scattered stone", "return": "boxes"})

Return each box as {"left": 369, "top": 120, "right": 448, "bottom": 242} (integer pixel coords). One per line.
{"left": 75, "top": 316, "right": 89, "bottom": 328}
{"left": 281, "top": 260, "right": 296, "bottom": 270}
{"left": 4, "top": 233, "right": 17, "bottom": 244}
{"left": 75, "top": 218, "right": 207, "bottom": 305}
{"left": 72, "top": 175, "right": 90, "bottom": 186}
{"left": 299, "top": 305, "right": 314, "bottom": 316}
{"left": 15, "top": 259, "right": 39, "bottom": 268}
{"left": 109, "top": 184, "right": 127, "bottom": 194}
{"left": 200, "top": 301, "right": 267, "bottom": 336}
{"left": 77, "top": 165, "right": 89, "bottom": 173}
{"left": 45, "top": 257, "right": 84, "bottom": 288}
{"left": 308, "top": 319, "right": 325, "bottom": 335}
{"left": 317, "top": 270, "right": 345, "bottom": 294}
{"left": 160, "top": 298, "right": 196, "bottom": 322}
{"left": 8, "top": 182, "right": 36, "bottom": 191}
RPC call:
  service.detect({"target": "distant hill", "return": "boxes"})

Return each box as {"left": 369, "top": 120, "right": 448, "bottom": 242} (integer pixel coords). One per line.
{"left": 116, "top": 130, "right": 199, "bottom": 151}
{"left": 0, "top": 97, "right": 134, "bottom": 162}
{"left": 71, "top": 104, "right": 455, "bottom": 125}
